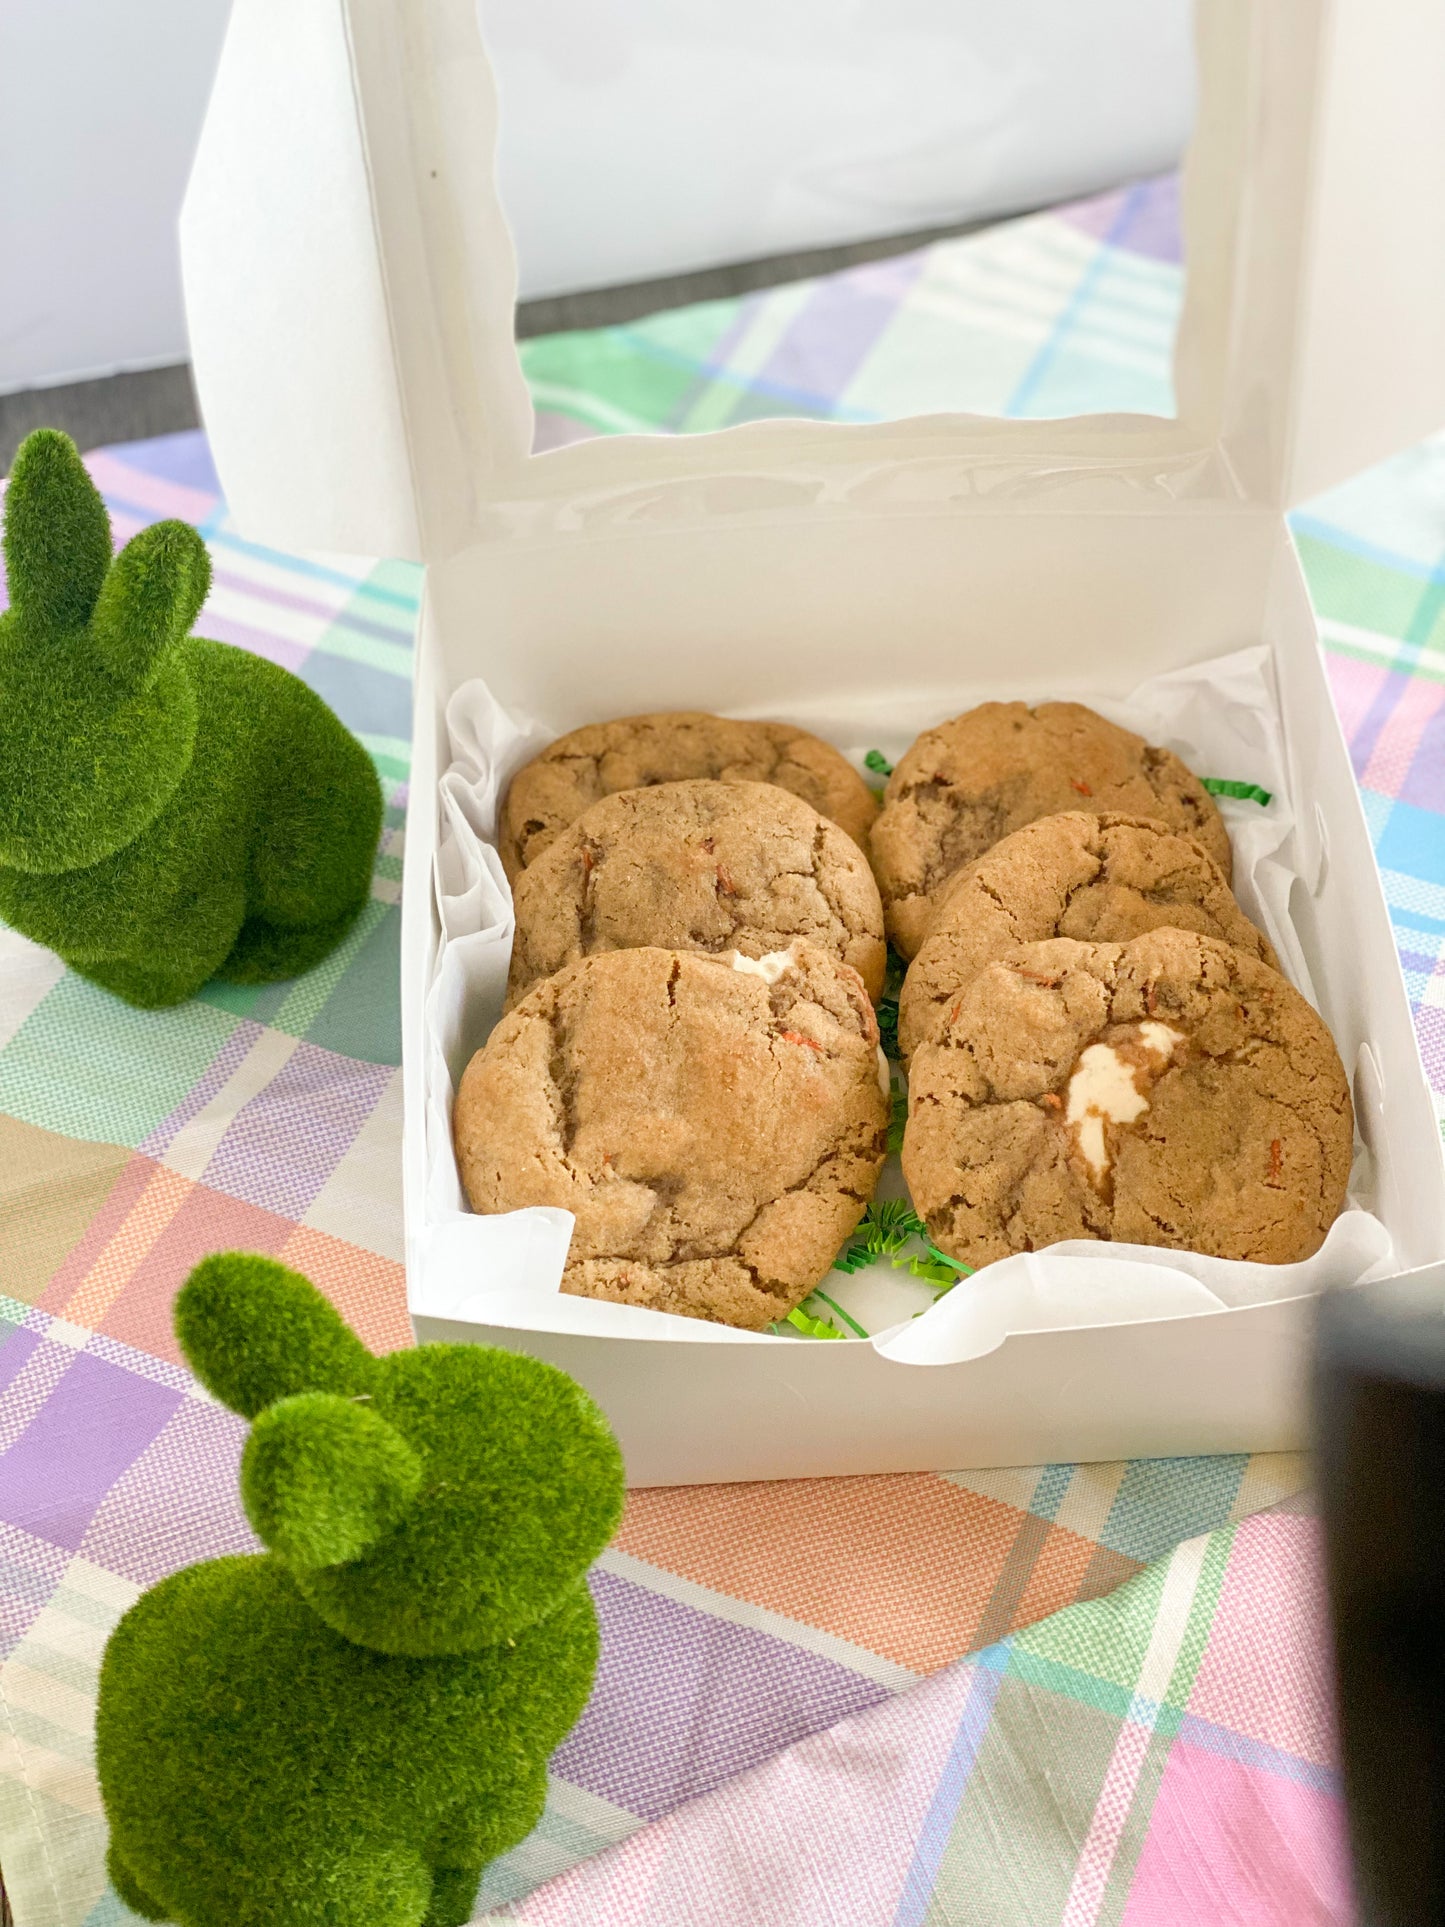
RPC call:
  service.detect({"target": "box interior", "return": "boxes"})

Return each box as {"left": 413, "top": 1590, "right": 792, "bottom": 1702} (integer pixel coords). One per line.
{"left": 424, "top": 503, "right": 1279, "bottom": 728}
{"left": 404, "top": 509, "right": 1445, "bottom": 1353}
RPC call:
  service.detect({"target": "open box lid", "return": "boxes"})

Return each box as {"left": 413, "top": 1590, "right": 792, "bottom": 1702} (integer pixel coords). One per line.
{"left": 180, "top": 0, "right": 1445, "bottom": 562}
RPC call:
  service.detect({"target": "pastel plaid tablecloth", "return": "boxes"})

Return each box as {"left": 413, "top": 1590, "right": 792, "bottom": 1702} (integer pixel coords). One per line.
{"left": 490, "top": 1503, "right": 1348, "bottom": 1927}
{"left": 1, "top": 173, "right": 1441, "bottom": 1925}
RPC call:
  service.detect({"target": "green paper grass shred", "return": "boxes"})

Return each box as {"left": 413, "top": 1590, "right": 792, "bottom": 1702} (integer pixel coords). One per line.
{"left": 834, "top": 1201, "right": 976, "bottom": 1289}
{"left": 877, "top": 948, "right": 906, "bottom": 1062}
{"left": 834, "top": 1197, "right": 925, "bottom": 1272}
{"left": 779, "top": 1305, "right": 846, "bottom": 1339}
{"left": 887, "top": 1087, "right": 908, "bottom": 1154}
{"left": 808, "top": 1289, "right": 869, "bottom": 1338}
{"left": 878, "top": 998, "right": 900, "bottom": 1060}
{"left": 94, "top": 1254, "right": 625, "bottom": 1926}
{"left": 864, "top": 747, "right": 893, "bottom": 777}
{"left": 780, "top": 1204, "right": 978, "bottom": 1341}
{"left": 1201, "top": 777, "right": 1273, "bottom": 806}
{"left": 912, "top": 1244, "right": 976, "bottom": 1288}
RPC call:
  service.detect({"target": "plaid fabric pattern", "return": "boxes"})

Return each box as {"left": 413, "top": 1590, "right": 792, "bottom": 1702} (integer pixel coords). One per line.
{"left": 487, "top": 1506, "right": 1348, "bottom": 1927}
{"left": 521, "top": 176, "right": 1185, "bottom": 450}
{"left": 0, "top": 172, "right": 1438, "bottom": 1924}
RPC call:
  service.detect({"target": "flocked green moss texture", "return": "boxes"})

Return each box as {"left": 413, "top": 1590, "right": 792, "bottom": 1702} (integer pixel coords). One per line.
{"left": 0, "top": 430, "right": 382, "bottom": 1007}
{"left": 95, "top": 1254, "right": 626, "bottom": 1927}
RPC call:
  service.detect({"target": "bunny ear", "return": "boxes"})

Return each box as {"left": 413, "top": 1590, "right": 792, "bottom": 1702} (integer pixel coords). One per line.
{"left": 175, "top": 1254, "right": 378, "bottom": 1418}
{"left": 90, "top": 519, "right": 211, "bottom": 685}
{"left": 241, "top": 1393, "right": 422, "bottom": 1570}
{"left": 3, "top": 429, "right": 113, "bottom": 635}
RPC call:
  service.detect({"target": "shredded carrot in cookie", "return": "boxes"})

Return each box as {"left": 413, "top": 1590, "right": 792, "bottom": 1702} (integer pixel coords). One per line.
{"left": 779, "top": 1029, "right": 824, "bottom": 1052}
{"left": 1145, "top": 979, "right": 1159, "bottom": 1016}
{"left": 1016, "top": 967, "right": 1063, "bottom": 987}
{"left": 1070, "top": 777, "right": 1093, "bottom": 796}
{"left": 1040, "top": 1091, "right": 1063, "bottom": 1111}
{"left": 1269, "top": 1138, "right": 1283, "bottom": 1183}
{"left": 715, "top": 864, "right": 739, "bottom": 897}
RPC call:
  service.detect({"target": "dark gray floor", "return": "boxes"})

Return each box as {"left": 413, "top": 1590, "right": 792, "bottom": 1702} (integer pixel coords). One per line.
{"left": 1, "top": 211, "right": 1009, "bottom": 470}
{"left": 0, "top": 364, "right": 202, "bottom": 471}
{"left": 512, "top": 210, "right": 997, "bottom": 338}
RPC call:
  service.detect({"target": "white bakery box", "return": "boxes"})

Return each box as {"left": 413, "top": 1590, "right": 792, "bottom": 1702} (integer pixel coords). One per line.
{"left": 180, "top": 0, "right": 1445, "bottom": 1483}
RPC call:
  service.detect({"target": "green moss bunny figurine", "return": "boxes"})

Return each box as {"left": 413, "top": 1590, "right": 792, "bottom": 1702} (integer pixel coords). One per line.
{"left": 0, "top": 430, "right": 383, "bottom": 1007}
{"left": 96, "top": 1253, "right": 625, "bottom": 1927}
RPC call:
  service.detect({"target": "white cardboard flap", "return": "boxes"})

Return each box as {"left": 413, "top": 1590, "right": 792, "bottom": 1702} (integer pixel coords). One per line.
{"left": 180, "top": 0, "right": 420, "bottom": 556}
{"left": 1181, "top": 0, "right": 1445, "bottom": 506}
{"left": 1284, "top": 0, "right": 1445, "bottom": 504}
{"left": 337, "top": 0, "right": 535, "bottom": 546}
{"left": 182, "top": 0, "right": 532, "bottom": 560}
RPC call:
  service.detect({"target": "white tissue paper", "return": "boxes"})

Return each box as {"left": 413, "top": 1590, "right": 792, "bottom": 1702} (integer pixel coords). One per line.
{"left": 414, "top": 647, "right": 1392, "bottom": 1358}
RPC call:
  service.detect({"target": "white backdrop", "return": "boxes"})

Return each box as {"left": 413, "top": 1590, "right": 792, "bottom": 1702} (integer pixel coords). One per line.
{"left": 480, "top": 0, "right": 1195, "bottom": 298}
{"left": 1, "top": 0, "right": 1192, "bottom": 392}
{"left": 0, "top": 0, "right": 234, "bottom": 393}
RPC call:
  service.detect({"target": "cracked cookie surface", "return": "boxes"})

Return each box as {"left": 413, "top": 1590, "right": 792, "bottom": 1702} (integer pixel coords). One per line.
{"left": 898, "top": 811, "right": 1277, "bottom": 1062}
{"left": 870, "top": 702, "right": 1231, "bottom": 958}
{"left": 507, "top": 780, "right": 887, "bottom": 1008}
{"left": 454, "top": 943, "right": 889, "bottom": 1329}
{"left": 498, "top": 710, "right": 877, "bottom": 881}
{"left": 902, "top": 928, "right": 1352, "bottom": 1269}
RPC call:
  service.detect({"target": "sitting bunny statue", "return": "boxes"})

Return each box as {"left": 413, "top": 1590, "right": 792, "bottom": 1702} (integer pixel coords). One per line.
{"left": 0, "top": 430, "right": 382, "bottom": 1007}
{"left": 95, "top": 1254, "right": 625, "bottom": 1927}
